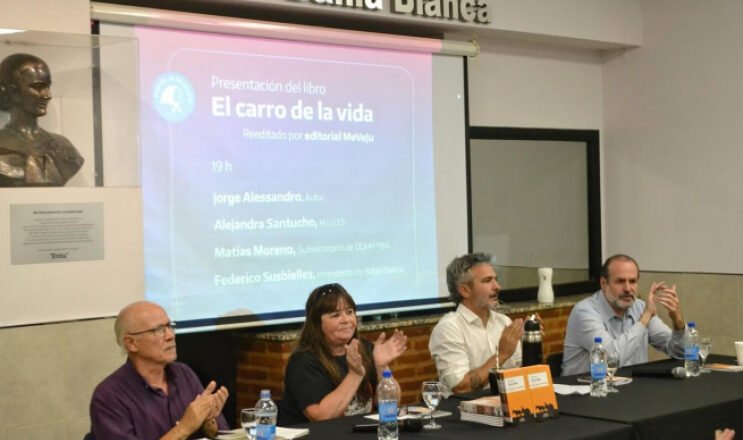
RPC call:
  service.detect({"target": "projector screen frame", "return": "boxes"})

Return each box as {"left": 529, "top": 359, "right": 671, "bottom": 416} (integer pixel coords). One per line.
{"left": 95, "top": 9, "right": 471, "bottom": 333}
{"left": 90, "top": 2, "right": 477, "bottom": 57}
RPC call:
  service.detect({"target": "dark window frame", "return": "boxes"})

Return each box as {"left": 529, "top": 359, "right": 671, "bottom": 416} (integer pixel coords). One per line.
{"left": 467, "top": 126, "right": 602, "bottom": 302}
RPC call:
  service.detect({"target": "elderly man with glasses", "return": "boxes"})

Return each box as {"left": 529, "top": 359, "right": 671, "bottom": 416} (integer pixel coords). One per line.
{"left": 89, "top": 301, "right": 229, "bottom": 440}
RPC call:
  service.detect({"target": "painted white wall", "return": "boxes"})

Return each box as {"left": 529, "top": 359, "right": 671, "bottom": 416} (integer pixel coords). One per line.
{"left": 490, "top": 0, "right": 642, "bottom": 48}
{"left": 602, "top": 0, "right": 743, "bottom": 273}
{"left": 0, "top": 0, "right": 89, "bottom": 33}
{"left": 0, "top": 188, "right": 144, "bottom": 327}
{"left": 468, "top": 36, "right": 603, "bottom": 129}
{"left": 163, "top": 0, "right": 642, "bottom": 49}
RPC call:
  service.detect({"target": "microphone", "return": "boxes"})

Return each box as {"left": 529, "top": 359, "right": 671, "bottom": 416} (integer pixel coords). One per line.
{"left": 632, "top": 365, "right": 686, "bottom": 379}
{"left": 352, "top": 418, "right": 423, "bottom": 433}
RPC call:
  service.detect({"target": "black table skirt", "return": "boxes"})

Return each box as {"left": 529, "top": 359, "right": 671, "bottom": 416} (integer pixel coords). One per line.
{"left": 286, "top": 357, "right": 741, "bottom": 440}
{"left": 555, "top": 356, "right": 743, "bottom": 440}
{"left": 291, "top": 396, "right": 633, "bottom": 440}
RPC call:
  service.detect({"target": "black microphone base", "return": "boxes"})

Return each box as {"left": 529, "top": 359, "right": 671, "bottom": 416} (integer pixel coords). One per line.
{"left": 352, "top": 418, "right": 423, "bottom": 433}
{"left": 352, "top": 424, "right": 378, "bottom": 433}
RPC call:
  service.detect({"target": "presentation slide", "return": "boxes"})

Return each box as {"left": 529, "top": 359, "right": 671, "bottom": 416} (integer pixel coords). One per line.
{"left": 135, "top": 26, "right": 440, "bottom": 327}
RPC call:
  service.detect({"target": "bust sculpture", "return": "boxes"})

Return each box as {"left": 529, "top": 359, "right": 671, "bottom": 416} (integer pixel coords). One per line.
{"left": 0, "top": 53, "right": 84, "bottom": 187}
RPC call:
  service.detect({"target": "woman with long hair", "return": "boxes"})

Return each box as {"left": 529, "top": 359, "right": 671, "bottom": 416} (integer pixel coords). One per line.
{"left": 281, "top": 283, "right": 407, "bottom": 425}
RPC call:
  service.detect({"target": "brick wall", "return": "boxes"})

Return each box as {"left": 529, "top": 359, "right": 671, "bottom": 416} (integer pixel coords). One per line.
{"left": 538, "top": 306, "right": 571, "bottom": 356}
{"left": 236, "top": 305, "right": 573, "bottom": 417}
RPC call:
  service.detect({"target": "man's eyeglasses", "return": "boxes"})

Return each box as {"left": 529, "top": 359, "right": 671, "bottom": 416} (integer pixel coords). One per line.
{"left": 127, "top": 322, "right": 176, "bottom": 338}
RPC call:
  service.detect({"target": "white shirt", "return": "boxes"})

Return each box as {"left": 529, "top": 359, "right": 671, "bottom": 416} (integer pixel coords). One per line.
{"left": 429, "top": 304, "right": 522, "bottom": 396}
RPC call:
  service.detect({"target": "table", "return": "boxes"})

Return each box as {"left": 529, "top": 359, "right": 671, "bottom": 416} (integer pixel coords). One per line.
{"left": 287, "top": 357, "right": 742, "bottom": 440}
{"left": 292, "top": 395, "right": 634, "bottom": 440}
{"left": 555, "top": 356, "right": 743, "bottom": 440}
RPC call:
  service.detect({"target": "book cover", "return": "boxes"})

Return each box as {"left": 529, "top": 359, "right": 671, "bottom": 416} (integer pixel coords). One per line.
{"left": 523, "top": 364, "right": 559, "bottom": 420}
{"left": 496, "top": 368, "right": 535, "bottom": 424}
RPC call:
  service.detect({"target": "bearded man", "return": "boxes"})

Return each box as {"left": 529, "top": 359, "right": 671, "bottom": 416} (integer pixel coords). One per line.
{"left": 561, "top": 254, "right": 686, "bottom": 376}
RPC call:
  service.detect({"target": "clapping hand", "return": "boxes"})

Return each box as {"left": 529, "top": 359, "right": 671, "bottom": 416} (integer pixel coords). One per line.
{"left": 373, "top": 329, "right": 408, "bottom": 368}
{"left": 652, "top": 282, "right": 684, "bottom": 329}
{"left": 179, "top": 390, "right": 215, "bottom": 435}
{"left": 203, "top": 380, "right": 229, "bottom": 419}
{"left": 498, "top": 318, "right": 524, "bottom": 364}
{"left": 645, "top": 282, "right": 665, "bottom": 317}
{"left": 716, "top": 428, "right": 736, "bottom": 440}
{"left": 653, "top": 283, "right": 680, "bottom": 313}
{"left": 346, "top": 338, "right": 366, "bottom": 377}
{"left": 179, "top": 381, "right": 228, "bottom": 436}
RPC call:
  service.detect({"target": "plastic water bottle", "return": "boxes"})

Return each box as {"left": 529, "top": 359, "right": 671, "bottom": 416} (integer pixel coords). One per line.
{"left": 377, "top": 369, "right": 399, "bottom": 440}
{"left": 684, "top": 322, "right": 700, "bottom": 377}
{"left": 255, "top": 389, "right": 278, "bottom": 440}
{"left": 589, "top": 337, "right": 607, "bottom": 397}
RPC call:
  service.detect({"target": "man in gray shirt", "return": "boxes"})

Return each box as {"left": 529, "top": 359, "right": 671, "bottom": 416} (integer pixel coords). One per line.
{"left": 561, "top": 254, "right": 686, "bottom": 376}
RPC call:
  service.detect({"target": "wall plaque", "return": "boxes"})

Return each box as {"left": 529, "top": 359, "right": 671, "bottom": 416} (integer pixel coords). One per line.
{"left": 10, "top": 202, "right": 103, "bottom": 264}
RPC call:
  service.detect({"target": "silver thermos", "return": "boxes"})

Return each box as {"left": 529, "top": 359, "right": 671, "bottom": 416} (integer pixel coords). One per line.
{"left": 522, "top": 314, "right": 543, "bottom": 366}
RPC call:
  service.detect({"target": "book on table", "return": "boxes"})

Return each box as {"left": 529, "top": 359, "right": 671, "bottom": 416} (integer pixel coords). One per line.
{"left": 496, "top": 364, "right": 559, "bottom": 424}
{"left": 706, "top": 363, "right": 743, "bottom": 372}
{"left": 459, "top": 395, "right": 504, "bottom": 427}
{"left": 523, "top": 364, "right": 559, "bottom": 419}
{"left": 459, "top": 410, "right": 504, "bottom": 427}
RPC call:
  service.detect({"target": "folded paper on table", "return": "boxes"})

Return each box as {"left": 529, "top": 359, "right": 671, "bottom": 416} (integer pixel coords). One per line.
{"left": 365, "top": 409, "right": 451, "bottom": 421}
{"left": 278, "top": 427, "right": 309, "bottom": 439}
{"left": 213, "top": 427, "right": 309, "bottom": 440}
{"left": 553, "top": 384, "right": 590, "bottom": 395}
{"left": 577, "top": 376, "right": 632, "bottom": 385}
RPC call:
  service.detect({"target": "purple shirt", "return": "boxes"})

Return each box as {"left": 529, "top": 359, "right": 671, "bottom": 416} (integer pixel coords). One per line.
{"left": 90, "top": 360, "right": 229, "bottom": 440}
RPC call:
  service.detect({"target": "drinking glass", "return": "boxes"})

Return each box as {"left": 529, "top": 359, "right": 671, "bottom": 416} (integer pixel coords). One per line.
{"left": 606, "top": 345, "right": 619, "bottom": 393}
{"left": 421, "top": 381, "right": 442, "bottom": 430}
{"left": 699, "top": 337, "right": 712, "bottom": 373}
{"left": 241, "top": 408, "right": 258, "bottom": 439}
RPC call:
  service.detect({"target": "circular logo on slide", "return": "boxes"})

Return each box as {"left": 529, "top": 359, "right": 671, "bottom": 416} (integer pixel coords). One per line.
{"left": 152, "top": 72, "right": 195, "bottom": 122}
